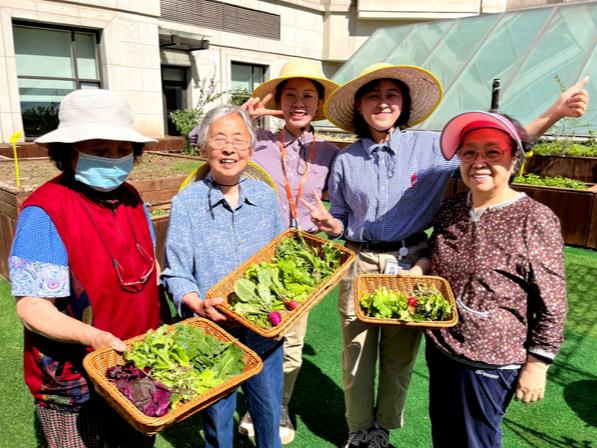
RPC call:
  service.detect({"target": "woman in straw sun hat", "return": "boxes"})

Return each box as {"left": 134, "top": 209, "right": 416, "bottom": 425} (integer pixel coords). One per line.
{"left": 224, "top": 59, "right": 340, "bottom": 444}
{"left": 9, "top": 89, "right": 161, "bottom": 447}
{"left": 301, "top": 63, "right": 588, "bottom": 448}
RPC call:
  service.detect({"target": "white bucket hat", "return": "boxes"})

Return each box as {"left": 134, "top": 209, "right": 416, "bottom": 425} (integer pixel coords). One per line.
{"left": 252, "top": 60, "right": 340, "bottom": 121}
{"left": 323, "top": 63, "right": 443, "bottom": 133}
{"left": 35, "top": 89, "right": 156, "bottom": 145}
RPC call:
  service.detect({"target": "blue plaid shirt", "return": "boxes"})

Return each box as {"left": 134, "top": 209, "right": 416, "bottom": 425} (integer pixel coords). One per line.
{"left": 161, "top": 177, "right": 284, "bottom": 309}
{"left": 329, "top": 130, "right": 459, "bottom": 242}
{"left": 161, "top": 177, "right": 284, "bottom": 355}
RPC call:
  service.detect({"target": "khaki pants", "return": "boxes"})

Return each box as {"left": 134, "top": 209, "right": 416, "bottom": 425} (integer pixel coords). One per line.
{"left": 282, "top": 316, "right": 309, "bottom": 406}
{"left": 338, "top": 242, "right": 426, "bottom": 432}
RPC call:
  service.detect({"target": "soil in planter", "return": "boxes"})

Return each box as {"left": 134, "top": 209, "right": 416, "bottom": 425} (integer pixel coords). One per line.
{"left": 0, "top": 153, "right": 201, "bottom": 190}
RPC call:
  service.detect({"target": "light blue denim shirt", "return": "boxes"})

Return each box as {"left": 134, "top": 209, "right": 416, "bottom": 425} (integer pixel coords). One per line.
{"left": 160, "top": 177, "right": 284, "bottom": 313}
{"left": 329, "top": 129, "right": 460, "bottom": 242}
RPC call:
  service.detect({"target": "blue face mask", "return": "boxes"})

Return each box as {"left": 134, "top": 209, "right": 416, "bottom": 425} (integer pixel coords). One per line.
{"left": 74, "top": 151, "right": 134, "bottom": 192}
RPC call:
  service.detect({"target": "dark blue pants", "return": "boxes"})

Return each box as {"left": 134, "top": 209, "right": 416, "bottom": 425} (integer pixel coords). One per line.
{"left": 426, "top": 341, "right": 519, "bottom": 448}
{"left": 202, "top": 329, "right": 283, "bottom": 448}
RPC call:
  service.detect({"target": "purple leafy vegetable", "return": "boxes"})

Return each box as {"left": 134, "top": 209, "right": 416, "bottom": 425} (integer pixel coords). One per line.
{"left": 107, "top": 364, "right": 171, "bottom": 417}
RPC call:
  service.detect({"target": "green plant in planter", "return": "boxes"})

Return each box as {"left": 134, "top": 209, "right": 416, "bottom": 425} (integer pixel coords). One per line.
{"left": 513, "top": 173, "right": 588, "bottom": 190}
{"left": 532, "top": 142, "right": 597, "bottom": 158}
{"left": 170, "top": 75, "right": 228, "bottom": 154}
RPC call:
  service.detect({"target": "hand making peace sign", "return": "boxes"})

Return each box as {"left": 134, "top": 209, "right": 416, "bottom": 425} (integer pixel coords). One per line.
{"left": 300, "top": 191, "right": 343, "bottom": 237}
{"left": 242, "top": 93, "right": 284, "bottom": 121}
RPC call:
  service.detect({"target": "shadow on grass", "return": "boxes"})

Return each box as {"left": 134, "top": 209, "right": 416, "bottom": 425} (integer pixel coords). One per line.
{"left": 502, "top": 418, "right": 594, "bottom": 448}
{"left": 158, "top": 400, "right": 256, "bottom": 448}
{"left": 290, "top": 357, "right": 347, "bottom": 446}
{"left": 563, "top": 379, "right": 597, "bottom": 428}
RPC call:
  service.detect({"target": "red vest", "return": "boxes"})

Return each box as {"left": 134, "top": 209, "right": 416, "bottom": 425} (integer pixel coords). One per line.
{"left": 20, "top": 176, "right": 160, "bottom": 408}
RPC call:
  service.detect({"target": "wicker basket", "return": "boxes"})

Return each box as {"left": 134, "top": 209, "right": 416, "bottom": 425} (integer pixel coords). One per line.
{"left": 83, "top": 317, "right": 263, "bottom": 435}
{"left": 206, "top": 228, "right": 355, "bottom": 340}
{"left": 354, "top": 275, "right": 458, "bottom": 328}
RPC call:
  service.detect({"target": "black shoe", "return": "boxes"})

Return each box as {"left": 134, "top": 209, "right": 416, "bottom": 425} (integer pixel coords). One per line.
{"left": 341, "top": 429, "right": 369, "bottom": 448}
{"left": 367, "top": 424, "right": 389, "bottom": 448}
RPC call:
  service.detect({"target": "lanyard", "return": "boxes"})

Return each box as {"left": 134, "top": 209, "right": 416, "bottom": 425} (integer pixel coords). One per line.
{"left": 279, "top": 130, "right": 316, "bottom": 228}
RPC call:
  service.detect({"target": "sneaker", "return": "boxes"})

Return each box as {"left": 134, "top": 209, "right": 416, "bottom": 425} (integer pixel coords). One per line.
{"left": 238, "top": 411, "right": 254, "bottom": 438}
{"left": 279, "top": 405, "right": 295, "bottom": 445}
{"left": 342, "top": 429, "right": 369, "bottom": 448}
{"left": 366, "top": 424, "right": 389, "bottom": 448}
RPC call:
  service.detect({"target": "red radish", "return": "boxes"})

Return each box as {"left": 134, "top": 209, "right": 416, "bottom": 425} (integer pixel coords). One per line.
{"left": 407, "top": 296, "right": 418, "bottom": 307}
{"left": 268, "top": 311, "right": 282, "bottom": 326}
{"left": 287, "top": 300, "right": 299, "bottom": 310}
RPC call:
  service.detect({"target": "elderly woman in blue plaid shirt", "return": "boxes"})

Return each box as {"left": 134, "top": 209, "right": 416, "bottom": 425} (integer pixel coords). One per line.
{"left": 161, "top": 105, "right": 285, "bottom": 448}
{"left": 302, "top": 64, "right": 588, "bottom": 448}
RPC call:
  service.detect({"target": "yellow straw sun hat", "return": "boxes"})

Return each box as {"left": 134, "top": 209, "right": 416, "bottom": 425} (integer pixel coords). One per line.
{"left": 179, "top": 159, "right": 277, "bottom": 193}
{"left": 252, "top": 60, "right": 340, "bottom": 121}
{"left": 323, "top": 63, "right": 443, "bottom": 133}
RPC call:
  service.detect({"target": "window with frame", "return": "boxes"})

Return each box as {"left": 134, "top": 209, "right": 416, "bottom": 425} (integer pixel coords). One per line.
{"left": 231, "top": 62, "right": 266, "bottom": 106}
{"left": 12, "top": 22, "right": 102, "bottom": 139}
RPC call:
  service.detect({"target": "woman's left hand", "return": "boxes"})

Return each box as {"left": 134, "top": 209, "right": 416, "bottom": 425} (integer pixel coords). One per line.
{"left": 555, "top": 76, "right": 589, "bottom": 118}
{"left": 515, "top": 355, "right": 549, "bottom": 403}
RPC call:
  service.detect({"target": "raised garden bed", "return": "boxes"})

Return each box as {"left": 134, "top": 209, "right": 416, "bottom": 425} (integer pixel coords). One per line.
{"left": 523, "top": 154, "right": 597, "bottom": 183}
{"left": 445, "top": 179, "right": 597, "bottom": 249}
{"left": 0, "top": 152, "right": 199, "bottom": 279}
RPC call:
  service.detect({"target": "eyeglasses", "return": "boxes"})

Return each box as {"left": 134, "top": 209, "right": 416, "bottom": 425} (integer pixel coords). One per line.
{"left": 208, "top": 138, "right": 251, "bottom": 151}
{"left": 457, "top": 147, "right": 507, "bottom": 163}
{"left": 113, "top": 243, "right": 155, "bottom": 292}
{"left": 80, "top": 199, "right": 155, "bottom": 293}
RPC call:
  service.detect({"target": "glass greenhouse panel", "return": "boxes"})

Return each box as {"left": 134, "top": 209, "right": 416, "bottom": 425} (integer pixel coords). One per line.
{"left": 333, "top": 27, "right": 415, "bottom": 83}
{"left": 385, "top": 20, "right": 455, "bottom": 67}
{"left": 501, "top": 3, "right": 597, "bottom": 131}
{"left": 332, "top": 2, "right": 596, "bottom": 134}
{"left": 424, "top": 8, "right": 552, "bottom": 130}
{"left": 415, "top": 13, "right": 499, "bottom": 93}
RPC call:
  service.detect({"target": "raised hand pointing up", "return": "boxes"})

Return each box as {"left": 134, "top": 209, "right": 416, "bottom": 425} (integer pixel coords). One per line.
{"left": 300, "top": 191, "right": 343, "bottom": 237}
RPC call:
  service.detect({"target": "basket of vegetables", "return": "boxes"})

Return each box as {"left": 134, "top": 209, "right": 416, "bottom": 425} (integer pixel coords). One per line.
{"left": 83, "top": 317, "right": 263, "bottom": 434}
{"left": 354, "top": 275, "right": 458, "bottom": 328}
{"left": 206, "top": 228, "right": 355, "bottom": 339}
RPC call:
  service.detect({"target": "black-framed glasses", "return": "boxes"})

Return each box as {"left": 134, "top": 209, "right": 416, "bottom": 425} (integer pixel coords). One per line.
{"left": 457, "top": 147, "right": 507, "bottom": 163}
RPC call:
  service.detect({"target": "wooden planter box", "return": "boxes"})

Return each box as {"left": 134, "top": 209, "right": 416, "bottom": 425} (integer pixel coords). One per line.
{"left": 445, "top": 179, "right": 597, "bottom": 249}
{"left": 524, "top": 154, "right": 597, "bottom": 183}
{"left": 0, "top": 137, "right": 185, "bottom": 160}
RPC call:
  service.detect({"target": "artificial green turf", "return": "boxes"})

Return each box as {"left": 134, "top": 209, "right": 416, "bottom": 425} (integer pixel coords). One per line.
{"left": 1, "top": 246, "right": 596, "bottom": 447}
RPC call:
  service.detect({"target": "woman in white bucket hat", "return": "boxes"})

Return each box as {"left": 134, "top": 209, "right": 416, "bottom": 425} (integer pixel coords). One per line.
{"left": 9, "top": 89, "right": 160, "bottom": 447}
{"left": 302, "top": 63, "right": 588, "bottom": 448}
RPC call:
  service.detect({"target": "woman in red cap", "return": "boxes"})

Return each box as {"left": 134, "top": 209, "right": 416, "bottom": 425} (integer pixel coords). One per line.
{"left": 426, "top": 111, "right": 568, "bottom": 447}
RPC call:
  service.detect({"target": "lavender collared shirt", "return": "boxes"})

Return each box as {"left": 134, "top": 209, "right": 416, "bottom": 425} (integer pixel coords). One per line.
{"left": 252, "top": 128, "right": 339, "bottom": 232}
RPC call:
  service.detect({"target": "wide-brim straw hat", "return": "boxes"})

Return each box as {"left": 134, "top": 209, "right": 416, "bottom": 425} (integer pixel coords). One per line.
{"left": 179, "top": 159, "right": 277, "bottom": 193}
{"left": 323, "top": 63, "right": 443, "bottom": 133}
{"left": 252, "top": 60, "right": 340, "bottom": 121}
{"left": 35, "top": 89, "right": 156, "bottom": 145}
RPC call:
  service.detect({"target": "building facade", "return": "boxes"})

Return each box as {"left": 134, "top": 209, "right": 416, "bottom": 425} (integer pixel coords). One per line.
{"left": 0, "top": 0, "right": 586, "bottom": 142}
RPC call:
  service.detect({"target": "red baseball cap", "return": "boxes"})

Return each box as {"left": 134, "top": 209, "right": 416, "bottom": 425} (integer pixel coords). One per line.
{"left": 440, "top": 111, "right": 524, "bottom": 160}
